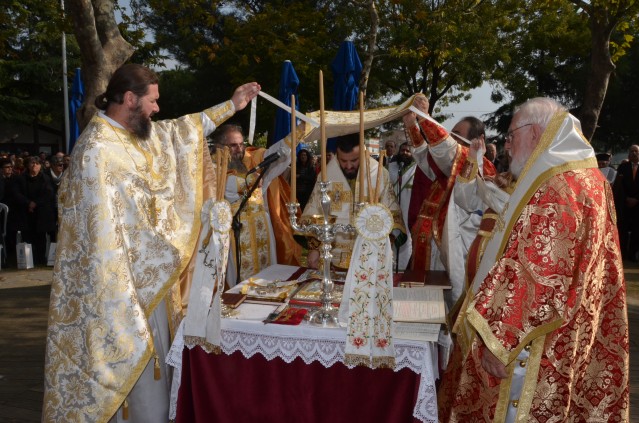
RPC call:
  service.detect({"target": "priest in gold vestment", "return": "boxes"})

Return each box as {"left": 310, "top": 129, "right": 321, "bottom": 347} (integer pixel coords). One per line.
{"left": 302, "top": 134, "right": 405, "bottom": 269}
{"left": 211, "top": 124, "right": 301, "bottom": 286}
{"left": 438, "top": 98, "right": 629, "bottom": 422}
{"left": 42, "top": 64, "right": 260, "bottom": 423}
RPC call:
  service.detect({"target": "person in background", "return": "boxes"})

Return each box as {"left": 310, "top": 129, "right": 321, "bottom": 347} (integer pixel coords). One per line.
{"left": 47, "top": 156, "right": 65, "bottom": 242}
{"left": 614, "top": 145, "right": 639, "bottom": 261}
{"left": 596, "top": 152, "right": 616, "bottom": 184}
{"left": 48, "top": 157, "right": 65, "bottom": 194}
{"left": 484, "top": 142, "right": 497, "bottom": 164}
{"left": 313, "top": 152, "right": 329, "bottom": 175}
{"left": 295, "top": 148, "right": 317, "bottom": 211}
{"left": 0, "top": 158, "right": 17, "bottom": 266}
{"left": 9, "top": 156, "right": 56, "bottom": 266}
{"left": 12, "top": 157, "right": 25, "bottom": 175}
{"left": 0, "top": 158, "right": 12, "bottom": 204}
{"left": 384, "top": 139, "right": 397, "bottom": 166}
{"left": 387, "top": 142, "right": 415, "bottom": 271}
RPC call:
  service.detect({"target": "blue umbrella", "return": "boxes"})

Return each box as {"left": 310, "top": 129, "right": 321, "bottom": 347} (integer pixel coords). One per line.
{"left": 272, "top": 60, "right": 300, "bottom": 148}
{"left": 328, "top": 41, "right": 362, "bottom": 151}
{"left": 68, "top": 68, "right": 84, "bottom": 153}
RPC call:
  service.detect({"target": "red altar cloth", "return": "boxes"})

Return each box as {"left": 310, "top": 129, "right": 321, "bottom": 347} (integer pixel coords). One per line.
{"left": 176, "top": 347, "right": 423, "bottom": 423}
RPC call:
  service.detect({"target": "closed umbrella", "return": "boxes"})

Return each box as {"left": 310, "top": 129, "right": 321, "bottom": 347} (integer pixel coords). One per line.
{"left": 68, "top": 68, "right": 84, "bottom": 153}
{"left": 272, "top": 60, "right": 300, "bottom": 148}
{"left": 328, "top": 41, "right": 362, "bottom": 151}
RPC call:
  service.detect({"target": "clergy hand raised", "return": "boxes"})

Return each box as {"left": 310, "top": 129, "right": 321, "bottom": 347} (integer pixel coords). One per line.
{"left": 402, "top": 94, "right": 429, "bottom": 128}
{"left": 231, "top": 82, "right": 262, "bottom": 111}
{"left": 412, "top": 94, "right": 430, "bottom": 121}
{"left": 470, "top": 137, "right": 485, "bottom": 158}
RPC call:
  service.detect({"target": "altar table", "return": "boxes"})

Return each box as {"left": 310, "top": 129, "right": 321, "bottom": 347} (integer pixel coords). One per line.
{"left": 168, "top": 265, "right": 440, "bottom": 422}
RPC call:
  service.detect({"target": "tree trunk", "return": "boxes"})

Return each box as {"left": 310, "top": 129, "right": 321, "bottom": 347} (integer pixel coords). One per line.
{"left": 359, "top": 0, "right": 379, "bottom": 98}
{"left": 579, "top": 20, "right": 615, "bottom": 141}
{"left": 67, "top": 0, "right": 134, "bottom": 131}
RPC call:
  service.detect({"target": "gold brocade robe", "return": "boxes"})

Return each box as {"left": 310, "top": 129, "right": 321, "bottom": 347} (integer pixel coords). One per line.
{"left": 302, "top": 157, "right": 405, "bottom": 266}
{"left": 43, "top": 102, "right": 234, "bottom": 423}
{"left": 223, "top": 146, "right": 301, "bottom": 283}
{"left": 439, "top": 113, "right": 629, "bottom": 422}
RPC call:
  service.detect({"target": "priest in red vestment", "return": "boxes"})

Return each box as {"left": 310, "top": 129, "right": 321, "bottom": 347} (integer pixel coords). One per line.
{"left": 402, "top": 96, "right": 496, "bottom": 272}
{"left": 439, "top": 97, "right": 629, "bottom": 422}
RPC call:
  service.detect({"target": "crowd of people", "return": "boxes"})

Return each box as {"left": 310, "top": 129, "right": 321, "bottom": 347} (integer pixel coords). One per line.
{"left": 0, "top": 151, "right": 70, "bottom": 267}
{"left": 610, "top": 145, "right": 639, "bottom": 262}
{"left": 41, "top": 63, "right": 629, "bottom": 423}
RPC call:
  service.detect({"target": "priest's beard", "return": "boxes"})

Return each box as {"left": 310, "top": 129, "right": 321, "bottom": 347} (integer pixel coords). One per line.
{"left": 398, "top": 155, "right": 414, "bottom": 166}
{"left": 508, "top": 134, "right": 539, "bottom": 180}
{"left": 129, "top": 104, "right": 152, "bottom": 140}
{"left": 341, "top": 167, "right": 358, "bottom": 180}
{"left": 228, "top": 157, "right": 248, "bottom": 173}
{"left": 509, "top": 156, "right": 524, "bottom": 179}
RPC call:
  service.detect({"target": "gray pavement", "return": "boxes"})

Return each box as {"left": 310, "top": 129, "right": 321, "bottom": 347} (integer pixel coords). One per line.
{"left": 0, "top": 264, "right": 637, "bottom": 422}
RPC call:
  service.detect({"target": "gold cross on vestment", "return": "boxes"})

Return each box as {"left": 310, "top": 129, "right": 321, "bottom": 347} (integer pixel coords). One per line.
{"left": 330, "top": 182, "right": 353, "bottom": 213}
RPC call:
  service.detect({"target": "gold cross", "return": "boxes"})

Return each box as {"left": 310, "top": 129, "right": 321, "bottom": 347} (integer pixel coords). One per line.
{"left": 330, "top": 182, "right": 352, "bottom": 213}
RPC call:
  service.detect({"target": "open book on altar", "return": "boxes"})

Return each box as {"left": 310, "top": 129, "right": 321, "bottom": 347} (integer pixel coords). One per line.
{"left": 393, "top": 286, "right": 446, "bottom": 324}
{"left": 393, "top": 287, "right": 446, "bottom": 343}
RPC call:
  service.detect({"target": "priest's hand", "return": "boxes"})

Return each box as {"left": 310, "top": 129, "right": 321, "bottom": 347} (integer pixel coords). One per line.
{"left": 307, "top": 250, "right": 320, "bottom": 269}
{"left": 402, "top": 110, "right": 417, "bottom": 129}
{"left": 481, "top": 345, "right": 507, "bottom": 379}
{"left": 412, "top": 94, "right": 430, "bottom": 121}
{"left": 231, "top": 82, "right": 261, "bottom": 111}
{"left": 470, "top": 137, "right": 485, "bottom": 158}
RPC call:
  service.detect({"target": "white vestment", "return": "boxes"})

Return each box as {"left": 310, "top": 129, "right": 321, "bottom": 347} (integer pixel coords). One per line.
{"left": 302, "top": 157, "right": 404, "bottom": 267}
{"left": 388, "top": 160, "right": 416, "bottom": 271}
{"left": 411, "top": 135, "right": 458, "bottom": 271}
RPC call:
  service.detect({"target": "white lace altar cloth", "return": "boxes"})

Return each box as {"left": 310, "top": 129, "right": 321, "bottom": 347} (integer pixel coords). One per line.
{"left": 168, "top": 317, "right": 439, "bottom": 422}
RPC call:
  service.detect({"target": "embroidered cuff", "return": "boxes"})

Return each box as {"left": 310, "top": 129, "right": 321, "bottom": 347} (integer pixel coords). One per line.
{"left": 203, "top": 100, "right": 235, "bottom": 127}
{"left": 406, "top": 125, "right": 425, "bottom": 147}
{"left": 457, "top": 156, "right": 479, "bottom": 183}
{"left": 419, "top": 119, "right": 449, "bottom": 146}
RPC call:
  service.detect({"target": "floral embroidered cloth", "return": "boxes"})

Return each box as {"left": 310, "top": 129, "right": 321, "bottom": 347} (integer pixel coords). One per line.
{"left": 339, "top": 204, "right": 395, "bottom": 369}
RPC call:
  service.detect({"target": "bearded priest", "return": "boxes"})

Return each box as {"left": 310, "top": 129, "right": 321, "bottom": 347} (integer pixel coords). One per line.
{"left": 42, "top": 64, "right": 260, "bottom": 423}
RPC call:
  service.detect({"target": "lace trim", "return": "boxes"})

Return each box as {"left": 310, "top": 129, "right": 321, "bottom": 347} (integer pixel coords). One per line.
{"left": 168, "top": 323, "right": 438, "bottom": 422}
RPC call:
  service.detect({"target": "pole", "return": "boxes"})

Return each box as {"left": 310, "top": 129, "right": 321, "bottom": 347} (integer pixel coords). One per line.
{"left": 61, "top": 0, "right": 70, "bottom": 153}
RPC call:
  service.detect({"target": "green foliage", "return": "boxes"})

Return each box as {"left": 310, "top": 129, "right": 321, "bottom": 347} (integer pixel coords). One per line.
{"left": 593, "top": 39, "right": 639, "bottom": 151}
{"left": 130, "top": 0, "right": 639, "bottom": 145}
{"left": 0, "top": 0, "right": 80, "bottom": 125}
{"left": 484, "top": 0, "right": 594, "bottom": 133}
{"left": 373, "top": 0, "right": 515, "bottom": 107}
{"left": 140, "top": 0, "right": 358, "bottom": 140}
